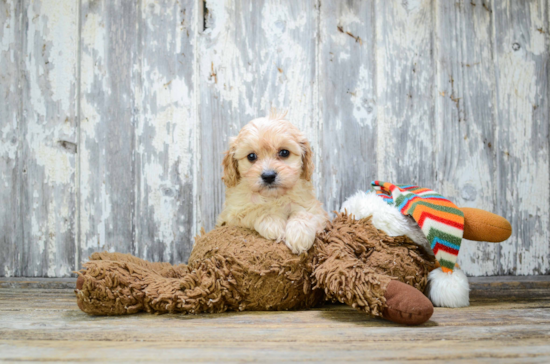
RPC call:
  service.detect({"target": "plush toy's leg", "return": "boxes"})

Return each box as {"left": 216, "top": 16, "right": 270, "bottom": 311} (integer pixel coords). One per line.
{"left": 84, "top": 251, "right": 186, "bottom": 278}
{"left": 75, "top": 255, "right": 243, "bottom": 315}
{"left": 314, "top": 213, "right": 436, "bottom": 325}
{"left": 314, "top": 256, "right": 433, "bottom": 325}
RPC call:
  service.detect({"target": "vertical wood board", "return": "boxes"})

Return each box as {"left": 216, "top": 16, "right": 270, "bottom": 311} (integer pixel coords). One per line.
{"left": 318, "top": 1, "right": 378, "bottom": 215}
{"left": 19, "top": 0, "right": 79, "bottom": 276}
{"left": 79, "top": 0, "right": 139, "bottom": 262}
{"left": 434, "top": 0, "right": 500, "bottom": 275}
{"left": 492, "top": 0, "right": 549, "bottom": 275}
{"left": 198, "top": 0, "right": 320, "bottom": 232}
{"left": 80, "top": 0, "right": 197, "bottom": 265}
{"left": 375, "top": 0, "right": 436, "bottom": 187}
{"left": 135, "top": 0, "right": 196, "bottom": 264}
{"left": 0, "top": 0, "right": 23, "bottom": 276}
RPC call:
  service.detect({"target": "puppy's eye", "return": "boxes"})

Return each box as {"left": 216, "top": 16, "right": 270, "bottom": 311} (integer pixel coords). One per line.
{"left": 247, "top": 153, "right": 257, "bottom": 162}
{"left": 278, "top": 149, "right": 290, "bottom": 158}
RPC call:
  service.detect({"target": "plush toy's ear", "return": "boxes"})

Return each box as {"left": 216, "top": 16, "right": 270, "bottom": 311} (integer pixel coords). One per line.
{"left": 460, "top": 207, "right": 512, "bottom": 242}
{"left": 222, "top": 138, "right": 240, "bottom": 188}
{"left": 300, "top": 139, "right": 314, "bottom": 181}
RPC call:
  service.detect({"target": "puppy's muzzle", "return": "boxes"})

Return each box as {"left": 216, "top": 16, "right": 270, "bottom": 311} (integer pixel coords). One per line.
{"left": 261, "top": 170, "right": 277, "bottom": 185}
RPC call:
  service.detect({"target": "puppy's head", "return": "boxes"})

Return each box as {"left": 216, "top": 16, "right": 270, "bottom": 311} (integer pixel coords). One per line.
{"left": 222, "top": 116, "right": 313, "bottom": 197}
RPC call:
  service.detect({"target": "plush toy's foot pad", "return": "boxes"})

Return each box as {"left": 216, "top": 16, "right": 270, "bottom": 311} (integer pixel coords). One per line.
{"left": 382, "top": 280, "right": 433, "bottom": 325}
{"left": 76, "top": 275, "right": 84, "bottom": 290}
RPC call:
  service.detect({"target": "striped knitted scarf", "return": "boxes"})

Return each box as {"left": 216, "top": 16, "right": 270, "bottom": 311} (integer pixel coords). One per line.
{"left": 372, "top": 181, "right": 464, "bottom": 273}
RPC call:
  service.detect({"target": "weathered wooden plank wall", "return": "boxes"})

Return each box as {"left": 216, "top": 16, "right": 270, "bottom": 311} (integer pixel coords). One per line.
{"left": 434, "top": 0, "right": 501, "bottom": 275}
{"left": 318, "top": 1, "right": 377, "bottom": 212}
{"left": 0, "top": 0, "right": 21, "bottom": 276}
{"left": 199, "top": 0, "right": 320, "bottom": 231}
{"left": 79, "top": 0, "right": 197, "bottom": 269}
{"left": 1, "top": 0, "right": 79, "bottom": 276}
{"left": 0, "top": 0, "right": 548, "bottom": 277}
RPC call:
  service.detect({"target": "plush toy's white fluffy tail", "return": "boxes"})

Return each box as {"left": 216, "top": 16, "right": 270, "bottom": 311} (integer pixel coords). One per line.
{"left": 426, "top": 267, "right": 470, "bottom": 308}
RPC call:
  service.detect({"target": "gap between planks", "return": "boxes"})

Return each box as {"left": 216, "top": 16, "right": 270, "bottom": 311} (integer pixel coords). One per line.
{"left": 1, "top": 275, "right": 549, "bottom": 298}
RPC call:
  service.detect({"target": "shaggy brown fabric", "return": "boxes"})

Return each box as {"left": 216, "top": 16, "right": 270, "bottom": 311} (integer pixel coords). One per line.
{"left": 75, "top": 226, "right": 323, "bottom": 315}
{"left": 188, "top": 227, "right": 322, "bottom": 311}
{"left": 312, "top": 213, "right": 436, "bottom": 318}
{"left": 75, "top": 213, "right": 435, "bottom": 319}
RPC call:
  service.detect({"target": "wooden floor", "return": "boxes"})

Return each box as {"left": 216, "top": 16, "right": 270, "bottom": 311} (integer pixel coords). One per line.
{"left": 1, "top": 277, "right": 550, "bottom": 363}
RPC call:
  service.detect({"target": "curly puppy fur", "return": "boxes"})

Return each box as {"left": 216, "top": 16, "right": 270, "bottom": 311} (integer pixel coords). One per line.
{"left": 217, "top": 114, "right": 328, "bottom": 255}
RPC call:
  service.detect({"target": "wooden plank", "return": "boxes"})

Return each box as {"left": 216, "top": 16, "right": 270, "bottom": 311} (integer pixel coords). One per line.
{"left": 18, "top": 0, "right": 79, "bottom": 277}
{"left": 2, "top": 293, "right": 550, "bottom": 314}
{"left": 434, "top": 1, "right": 500, "bottom": 275}
{"left": 492, "top": 0, "right": 550, "bottom": 275}
{"left": 134, "top": 0, "right": 197, "bottom": 264}
{"left": 1, "top": 288, "right": 550, "bottom": 361}
{"left": 318, "top": 1, "right": 377, "bottom": 213}
{"left": 0, "top": 1, "right": 23, "bottom": 276}
{"left": 2, "top": 305, "right": 550, "bottom": 341}
{"left": 2, "top": 275, "right": 550, "bottom": 296}
{"left": 198, "top": 0, "right": 320, "bottom": 232}
{"left": 469, "top": 275, "right": 550, "bottom": 299}
{"left": 375, "top": 0, "right": 436, "bottom": 186}
{"left": 2, "top": 294, "right": 550, "bottom": 324}
{"left": 1, "top": 340, "right": 550, "bottom": 363}
{"left": 0, "top": 288, "right": 76, "bottom": 297}
{"left": 0, "top": 291, "right": 76, "bottom": 311}
{"left": 79, "top": 0, "right": 139, "bottom": 261}
{"left": 0, "top": 278, "right": 75, "bottom": 290}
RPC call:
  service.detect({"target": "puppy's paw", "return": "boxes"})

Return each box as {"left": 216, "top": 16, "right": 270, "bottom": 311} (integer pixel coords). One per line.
{"left": 285, "top": 217, "right": 316, "bottom": 255}
{"left": 254, "top": 215, "right": 286, "bottom": 242}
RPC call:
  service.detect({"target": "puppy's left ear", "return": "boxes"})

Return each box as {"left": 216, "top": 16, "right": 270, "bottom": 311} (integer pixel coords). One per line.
{"left": 222, "top": 138, "right": 240, "bottom": 188}
{"left": 300, "top": 139, "right": 314, "bottom": 181}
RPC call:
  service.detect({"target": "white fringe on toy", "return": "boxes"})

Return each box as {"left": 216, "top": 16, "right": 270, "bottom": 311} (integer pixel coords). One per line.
{"left": 426, "top": 267, "right": 470, "bottom": 307}
{"left": 340, "top": 191, "right": 432, "bottom": 254}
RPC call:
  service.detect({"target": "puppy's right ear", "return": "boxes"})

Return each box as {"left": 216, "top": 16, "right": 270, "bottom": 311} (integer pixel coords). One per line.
{"left": 222, "top": 138, "right": 240, "bottom": 188}
{"left": 300, "top": 139, "right": 314, "bottom": 181}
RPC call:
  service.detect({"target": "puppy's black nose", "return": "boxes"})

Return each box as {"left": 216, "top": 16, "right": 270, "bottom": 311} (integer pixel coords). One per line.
{"left": 261, "top": 170, "right": 277, "bottom": 184}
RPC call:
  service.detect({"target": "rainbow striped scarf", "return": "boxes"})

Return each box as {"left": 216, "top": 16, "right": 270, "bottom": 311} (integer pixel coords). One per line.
{"left": 372, "top": 181, "right": 464, "bottom": 273}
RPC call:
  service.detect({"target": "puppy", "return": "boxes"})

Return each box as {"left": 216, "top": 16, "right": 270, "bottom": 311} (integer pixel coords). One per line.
{"left": 216, "top": 114, "right": 329, "bottom": 254}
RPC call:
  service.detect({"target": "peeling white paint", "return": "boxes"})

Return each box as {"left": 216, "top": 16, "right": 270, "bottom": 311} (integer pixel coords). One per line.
{"left": 376, "top": 0, "right": 435, "bottom": 183}
{"left": 492, "top": 1, "right": 549, "bottom": 275}
{"left": 0, "top": 123, "right": 18, "bottom": 161}
{"left": 350, "top": 64, "right": 375, "bottom": 128}
{"left": 97, "top": 180, "right": 112, "bottom": 251}
{"left": 33, "top": 144, "right": 73, "bottom": 185}
{"left": 142, "top": 162, "right": 175, "bottom": 261}
{"left": 38, "top": 0, "right": 78, "bottom": 114}
{"left": 432, "top": 0, "right": 503, "bottom": 276}
{"left": 2, "top": 0, "right": 79, "bottom": 277}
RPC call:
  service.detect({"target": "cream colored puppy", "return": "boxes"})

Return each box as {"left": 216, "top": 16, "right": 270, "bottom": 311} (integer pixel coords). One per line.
{"left": 216, "top": 115, "right": 329, "bottom": 254}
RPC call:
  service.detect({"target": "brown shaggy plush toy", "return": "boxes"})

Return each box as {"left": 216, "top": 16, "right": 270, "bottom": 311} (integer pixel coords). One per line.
{"left": 76, "top": 177, "right": 514, "bottom": 326}
{"left": 76, "top": 213, "right": 437, "bottom": 325}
